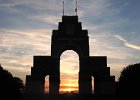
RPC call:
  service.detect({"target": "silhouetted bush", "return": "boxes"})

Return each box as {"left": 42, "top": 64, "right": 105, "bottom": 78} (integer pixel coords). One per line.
{"left": 0, "top": 65, "right": 24, "bottom": 99}
{"left": 116, "top": 63, "right": 140, "bottom": 99}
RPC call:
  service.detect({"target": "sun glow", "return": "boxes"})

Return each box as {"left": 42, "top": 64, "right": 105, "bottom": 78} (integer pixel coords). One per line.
{"left": 67, "top": 88, "right": 73, "bottom": 92}
{"left": 60, "top": 87, "right": 78, "bottom": 93}
{"left": 59, "top": 82, "right": 78, "bottom": 93}
{"left": 65, "top": 88, "right": 76, "bottom": 93}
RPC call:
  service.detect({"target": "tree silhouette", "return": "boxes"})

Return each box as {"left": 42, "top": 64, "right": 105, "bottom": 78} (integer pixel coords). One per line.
{"left": 0, "top": 65, "right": 24, "bottom": 99}
{"left": 116, "top": 63, "right": 140, "bottom": 99}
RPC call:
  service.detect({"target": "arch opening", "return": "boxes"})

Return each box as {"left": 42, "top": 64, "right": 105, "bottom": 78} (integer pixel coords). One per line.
{"left": 59, "top": 50, "right": 79, "bottom": 94}
{"left": 92, "top": 77, "right": 94, "bottom": 94}
{"left": 45, "top": 76, "right": 49, "bottom": 94}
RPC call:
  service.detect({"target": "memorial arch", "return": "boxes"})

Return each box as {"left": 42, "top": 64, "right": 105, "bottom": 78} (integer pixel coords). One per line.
{"left": 25, "top": 16, "right": 115, "bottom": 96}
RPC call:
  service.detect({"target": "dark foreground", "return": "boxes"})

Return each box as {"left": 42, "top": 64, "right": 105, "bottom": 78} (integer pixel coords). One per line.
{"left": 18, "top": 94, "right": 118, "bottom": 100}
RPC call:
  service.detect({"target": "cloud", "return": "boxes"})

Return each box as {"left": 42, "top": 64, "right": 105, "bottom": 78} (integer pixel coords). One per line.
{"left": 32, "top": 15, "right": 61, "bottom": 25}
{"left": 113, "top": 35, "right": 127, "bottom": 42}
{"left": 0, "top": 0, "right": 61, "bottom": 14}
{"left": 125, "top": 43, "right": 140, "bottom": 51}
{"left": 114, "top": 35, "right": 140, "bottom": 51}
{"left": 0, "top": 29, "right": 52, "bottom": 81}
{"left": 88, "top": 32, "right": 140, "bottom": 80}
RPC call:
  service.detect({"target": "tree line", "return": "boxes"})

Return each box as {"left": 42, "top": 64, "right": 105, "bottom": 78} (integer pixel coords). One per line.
{"left": 0, "top": 65, "right": 24, "bottom": 99}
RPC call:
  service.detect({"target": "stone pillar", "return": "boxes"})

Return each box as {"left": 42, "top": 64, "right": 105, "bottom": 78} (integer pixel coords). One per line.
{"left": 96, "top": 76, "right": 116, "bottom": 96}
{"left": 49, "top": 75, "right": 60, "bottom": 94}
{"left": 48, "top": 57, "right": 60, "bottom": 94}
{"left": 25, "top": 75, "right": 45, "bottom": 95}
{"left": 79, "top": 57, "right": 92, "bottom": 95}
{"left": 79, "top": 72, "right": 92, "bottom": 94}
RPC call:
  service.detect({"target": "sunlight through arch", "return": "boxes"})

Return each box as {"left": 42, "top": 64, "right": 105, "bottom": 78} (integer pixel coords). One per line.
{"left": 59, "top": 50, "right": 79, "bottom": 94}
{"left": 45, "top": 76, "right": 49, "bottom": 93}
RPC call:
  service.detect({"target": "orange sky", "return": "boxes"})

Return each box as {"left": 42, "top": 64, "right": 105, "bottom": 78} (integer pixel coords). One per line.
{"left": 45, "top": 78, "right": 94, "bottom": 93}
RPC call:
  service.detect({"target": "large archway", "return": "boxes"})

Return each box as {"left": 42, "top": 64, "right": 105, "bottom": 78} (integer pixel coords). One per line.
{"left": 59, "top": 50, "right": 79, "bottom": 93}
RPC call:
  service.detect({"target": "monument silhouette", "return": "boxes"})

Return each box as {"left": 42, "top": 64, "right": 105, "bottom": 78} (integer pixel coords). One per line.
{"left": 25, "top": 15, "right": 115, "bottom": 96}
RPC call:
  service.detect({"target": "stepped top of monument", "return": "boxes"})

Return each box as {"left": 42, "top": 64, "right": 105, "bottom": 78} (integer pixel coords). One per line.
{"left": 62, "top": 16, "right": 78, "bottom": 23}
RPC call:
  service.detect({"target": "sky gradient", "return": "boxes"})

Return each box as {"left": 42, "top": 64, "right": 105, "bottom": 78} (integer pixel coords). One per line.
{"left": 0, "top": 0, "right": 140, "bottom": 92}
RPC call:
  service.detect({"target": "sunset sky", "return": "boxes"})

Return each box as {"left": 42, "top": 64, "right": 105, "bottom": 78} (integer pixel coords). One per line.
{"left": 0, "top": 0, "right": 140, "bottom": 93}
